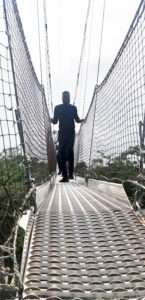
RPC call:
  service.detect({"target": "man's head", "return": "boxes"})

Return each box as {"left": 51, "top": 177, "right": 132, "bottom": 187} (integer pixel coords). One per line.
{"left": 62, "top": 91, "right": 70, "bottom": 104}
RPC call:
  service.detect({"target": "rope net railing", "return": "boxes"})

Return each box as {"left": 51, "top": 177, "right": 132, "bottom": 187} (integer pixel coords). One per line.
{"left": 4, "top": 0, "right": 55, "bottom": 174}
{"left": 0, "top": 0, "right": 55, "bottom": 292}
{"left": 0, "top": 0, "right": 25, "bottom": 288}
{"left": 77, "top": 0, "right": 145, "bottom": 169}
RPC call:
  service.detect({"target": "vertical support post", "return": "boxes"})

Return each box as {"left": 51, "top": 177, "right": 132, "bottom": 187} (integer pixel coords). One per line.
{"left": 139, "top": 115, "right": 145, "bottom": 172}
{"left": 139, "top": 116, "right": 145, "bottom": 173}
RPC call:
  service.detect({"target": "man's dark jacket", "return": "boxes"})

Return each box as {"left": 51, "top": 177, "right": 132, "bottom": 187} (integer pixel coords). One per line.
{"left": 52, "top": 104, "right": 81, "bottom": 136}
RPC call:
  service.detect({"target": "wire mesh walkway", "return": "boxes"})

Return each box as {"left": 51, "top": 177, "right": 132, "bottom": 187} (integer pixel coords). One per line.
{"left": 22, "top": 179, "right": 145, "bottom": 299}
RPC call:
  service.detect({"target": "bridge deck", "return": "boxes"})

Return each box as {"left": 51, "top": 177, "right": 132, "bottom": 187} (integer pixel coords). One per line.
{"left": 22, "top": 179, "right": 145, "bottom": 299}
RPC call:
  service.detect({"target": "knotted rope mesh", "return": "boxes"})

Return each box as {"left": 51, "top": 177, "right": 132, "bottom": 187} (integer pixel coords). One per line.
{"left": 4, "top": 0, "right": 54, "bottom": 165}
{"left": 0, "top": 0, "right": 55, "bottom": 288}
{"left": 0, "top": 0, "right": 25, "bottom": 287}
{"left": 78, "top": 0, "right": 145, "bottom": 167}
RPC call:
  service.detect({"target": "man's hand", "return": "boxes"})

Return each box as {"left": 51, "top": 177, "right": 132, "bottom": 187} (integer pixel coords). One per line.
{"left": 80, "top": 119, "right": 85, "bottom": 123}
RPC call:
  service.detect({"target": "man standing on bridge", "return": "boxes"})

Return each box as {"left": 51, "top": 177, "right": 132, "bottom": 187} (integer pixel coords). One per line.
{"left": 51, "top": 91, "right": 83, "bottom": 182}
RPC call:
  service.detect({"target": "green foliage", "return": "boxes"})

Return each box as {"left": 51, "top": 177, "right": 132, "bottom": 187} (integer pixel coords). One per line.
{"left": 75, "top": 161, "right": 87, "bottom": 177}
{"left": 94, "top": 157, "right": 138, "bottom": 181}
{"left": 0, "top": 286, "right": 16, "bottom": 299}
{"left": 0, "top": 155, "right": 49, "bottom": 245}
{"left": 76, "top": 146, "right": 140, "bottom": 182}
{"left": 0, "top": 155, "right": 50, "bottom": 283}
{"left": 0, "top": 157, "right": 24, "bottom": 187}
{"left": 0, "top": 157, "right": 25, "bottom": 244}
{"left": 16, "top": 226, "right": 25, "bottom": 269}
{"left": 0, "top": 152, "right": 50, "bottom": 286}
{"left": 30, "top": 157, "right": 49, "bottom": 184}
{"left": 0, "top": 156, "right": 26, "bottom": 283}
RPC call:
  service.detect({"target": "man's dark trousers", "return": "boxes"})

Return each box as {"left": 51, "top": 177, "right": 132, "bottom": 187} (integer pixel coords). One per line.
{"left": 58, "top": 131, "right": 75, "bottom": 179}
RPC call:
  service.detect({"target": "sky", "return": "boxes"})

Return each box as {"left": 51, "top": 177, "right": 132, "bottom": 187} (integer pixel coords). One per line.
{"left": 17, "top": 0, "right": 141, "bottom": 117}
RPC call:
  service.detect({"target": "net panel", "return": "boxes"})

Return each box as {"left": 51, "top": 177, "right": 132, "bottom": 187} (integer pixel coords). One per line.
{"left": 78, "top": 0, "right": 145, "bottom": 166}
{"left": 0, "top": 0, "right": 25, "bottom": 285}
{"left": 0, "top": 0, "right": 25, "bottom": 228}
{"left": 4, "top": 0, "right": 55, "bottom": 167}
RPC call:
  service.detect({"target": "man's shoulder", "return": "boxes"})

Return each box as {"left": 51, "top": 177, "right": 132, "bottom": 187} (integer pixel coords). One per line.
{"left": 55, "top": 104, "right": 62, "bottom": 108}
{"left": 69, "top": 104, "right": 77, "bottom": 111}
{"left": 54, "top": 104, "right": 63, "bottom": 111}
{"left": 55, "top": 104, "right": 77, "bottom": 111}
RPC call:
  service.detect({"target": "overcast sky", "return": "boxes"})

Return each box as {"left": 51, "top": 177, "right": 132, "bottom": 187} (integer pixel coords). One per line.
{"left": 17, "top": 0, "right": 141, "bottom": 117}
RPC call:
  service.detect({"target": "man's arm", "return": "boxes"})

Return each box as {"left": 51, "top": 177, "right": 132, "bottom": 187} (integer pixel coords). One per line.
{"left": 74, "top": 106, "right": 84, "bottom": 123}
{"left": 51, "top": 106, "right": 58, "bottom": 124}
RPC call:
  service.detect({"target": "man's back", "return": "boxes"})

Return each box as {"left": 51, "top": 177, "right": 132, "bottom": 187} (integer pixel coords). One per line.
{"left": 53, "top": 103, "right": 80, "bottom": 135}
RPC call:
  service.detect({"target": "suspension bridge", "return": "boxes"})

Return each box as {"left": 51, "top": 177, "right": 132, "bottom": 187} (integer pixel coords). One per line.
{"left": 0, "top": 0, "right": 145, "bottom": 299}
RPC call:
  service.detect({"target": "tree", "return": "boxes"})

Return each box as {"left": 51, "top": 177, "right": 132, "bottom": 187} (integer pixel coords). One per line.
{"left": 0, "top": 157, "right": 26, "bottom": 284}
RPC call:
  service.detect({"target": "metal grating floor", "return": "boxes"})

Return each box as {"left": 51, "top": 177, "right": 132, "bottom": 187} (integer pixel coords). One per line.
{"left": 22, "top": 180, "right": 145, "bottom": 299}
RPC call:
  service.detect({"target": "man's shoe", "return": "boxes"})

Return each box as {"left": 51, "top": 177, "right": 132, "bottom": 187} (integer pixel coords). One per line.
{"left": 59, "top": 177, "right": 69, "bottom": 183}
{"left": 69, "top": 175, "right": 74, "bottom": 180}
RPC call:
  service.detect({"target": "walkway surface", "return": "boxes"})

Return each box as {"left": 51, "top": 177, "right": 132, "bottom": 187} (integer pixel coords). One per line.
{"left": 22, "top": 179, "right": 145, "bottom": 299}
